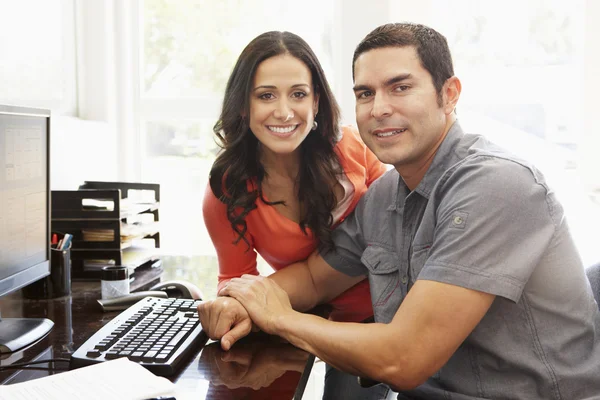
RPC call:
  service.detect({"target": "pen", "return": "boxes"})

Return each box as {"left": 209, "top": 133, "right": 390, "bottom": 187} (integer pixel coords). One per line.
{"left": 60, "top": 233, "right": 73, "bottom": 250}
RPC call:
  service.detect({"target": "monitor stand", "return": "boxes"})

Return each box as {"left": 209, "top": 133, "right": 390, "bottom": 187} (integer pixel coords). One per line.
{"left": 0, "top": 313, "right": 54, "bottom": 354}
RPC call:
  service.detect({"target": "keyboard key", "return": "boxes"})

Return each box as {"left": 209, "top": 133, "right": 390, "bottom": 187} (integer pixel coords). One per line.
{"left": 95, "top": 342, "right": 110, "bottom": 351}
{"left": 105, "top": 351, "right": 121, "bottom": 359}
{"left": 142, "top": 350, "right": 158, "bottom": 362}
{"left": 86, "top": 349, "right": 101, "bottom": 358}
{"left": 167, "top": 331, "right": 188, "bottom": 348}
{"left": 130, "top": 351, "right": 144, "bottom": 361}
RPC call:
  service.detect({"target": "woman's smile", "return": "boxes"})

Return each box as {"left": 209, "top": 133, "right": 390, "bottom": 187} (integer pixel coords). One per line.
{"left": 266, "top": 124, "right": 300, "bottom": 137}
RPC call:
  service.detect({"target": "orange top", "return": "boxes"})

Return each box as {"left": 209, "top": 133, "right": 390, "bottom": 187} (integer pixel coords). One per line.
{"left": 203, "top": 126, "right": 387, "bottom": 322}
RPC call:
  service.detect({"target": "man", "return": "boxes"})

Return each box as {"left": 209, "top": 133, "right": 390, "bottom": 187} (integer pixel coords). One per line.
{"left": 199, "top": 23, "right": 600, "bottom": 399}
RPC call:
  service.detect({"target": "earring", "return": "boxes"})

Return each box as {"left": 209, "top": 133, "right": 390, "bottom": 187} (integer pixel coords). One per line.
{"left": 312, "top": 120, "right": 318, "bottom": 131}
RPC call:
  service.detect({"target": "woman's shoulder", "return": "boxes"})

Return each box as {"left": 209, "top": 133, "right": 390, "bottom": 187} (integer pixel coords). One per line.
{"left": 337, "top": 125, "right": 363, "bottom": 146}
{"left": 335, "top": 125, "right": 368, "bottom": 160}
{"left": 203, "top": 177, "right": 257, "bottom": 204}
{"left": 336, "top": 125, "right": 366, "bottom": 150}
{"left": 202, "top": 182, "right": 224, "bottom": 210}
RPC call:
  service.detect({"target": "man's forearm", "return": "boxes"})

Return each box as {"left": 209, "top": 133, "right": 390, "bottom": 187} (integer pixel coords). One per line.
{"left": 274, "top": 311, "right": 419, "bottom": 390}
{"left": 268, "top": 261, "right": 321, "bottom": 312}
{"left": 266, "top": 253, "right": 365, "bottom": 314}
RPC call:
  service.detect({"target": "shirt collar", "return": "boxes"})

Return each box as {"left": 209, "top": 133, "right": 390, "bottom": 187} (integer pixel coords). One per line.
{"left": 392, "top": 120, "right": 465, "bottom": 208}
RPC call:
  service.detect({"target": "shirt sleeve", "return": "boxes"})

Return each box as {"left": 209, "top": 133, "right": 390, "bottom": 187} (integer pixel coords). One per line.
{"left": 202, "top": 184, "right": 259, "bottom": 292}
{"left": 417, "top": 156, "right": 559, "bottom": 302}
{"left": 319, "top": 193, "right": 370, "bottom": 277}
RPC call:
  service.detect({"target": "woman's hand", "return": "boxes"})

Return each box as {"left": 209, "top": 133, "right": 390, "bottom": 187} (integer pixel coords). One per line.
{"left": 197, "top": 296, "right": 253, "bottom": 350}
{"left": 219, "top": 274, "right": 295, "bottom": 335}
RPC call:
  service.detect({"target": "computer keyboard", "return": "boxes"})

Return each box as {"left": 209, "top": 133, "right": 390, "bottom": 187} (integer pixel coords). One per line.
{"left": 70, "top": 296, "right": 207, "bottom": 376}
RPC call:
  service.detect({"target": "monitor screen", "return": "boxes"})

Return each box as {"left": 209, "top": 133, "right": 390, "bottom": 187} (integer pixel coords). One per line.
{"left": 0, "top": 105, "right": 50, "bottom": 296}
{"left": 0, "top": 105, "right": 52, "bottom": 354}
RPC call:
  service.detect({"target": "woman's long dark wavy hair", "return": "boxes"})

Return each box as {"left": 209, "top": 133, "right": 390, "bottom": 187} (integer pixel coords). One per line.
{"left": 210, "top": 31, "right": 342, "bottom": 250}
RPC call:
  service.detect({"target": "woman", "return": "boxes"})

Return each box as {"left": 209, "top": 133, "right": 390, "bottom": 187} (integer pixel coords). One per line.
{"left": 203, "top": 31, "right": 388, "bottom": 399}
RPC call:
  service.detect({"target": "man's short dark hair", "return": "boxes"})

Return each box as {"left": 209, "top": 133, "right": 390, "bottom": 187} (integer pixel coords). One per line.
{"left": 353, "top": 23, "right": 455, "bottom": 104}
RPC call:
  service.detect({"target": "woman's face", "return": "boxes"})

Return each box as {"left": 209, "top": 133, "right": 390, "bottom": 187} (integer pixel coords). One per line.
{"left": 248, "top": 54, "right": 319, "bottom": 158}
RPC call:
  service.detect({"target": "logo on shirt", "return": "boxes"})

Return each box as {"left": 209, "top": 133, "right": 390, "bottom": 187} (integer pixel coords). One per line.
{"left": 450, "top": 211, "right": 468, "bottom": 229}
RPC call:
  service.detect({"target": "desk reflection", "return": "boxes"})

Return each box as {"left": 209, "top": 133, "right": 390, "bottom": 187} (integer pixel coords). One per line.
{"left": 197, "top": 336, "right": 310, "bottom": 399}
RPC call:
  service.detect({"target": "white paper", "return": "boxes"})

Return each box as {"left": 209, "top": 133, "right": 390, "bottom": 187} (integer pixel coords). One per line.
{"left": 0, "top": 358, "right": 175, "bottom": 400}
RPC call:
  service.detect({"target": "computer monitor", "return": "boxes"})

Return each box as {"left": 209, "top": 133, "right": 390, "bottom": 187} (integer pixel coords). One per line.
{"left": 0, "top": 105, "right": 53, "bottom": 354}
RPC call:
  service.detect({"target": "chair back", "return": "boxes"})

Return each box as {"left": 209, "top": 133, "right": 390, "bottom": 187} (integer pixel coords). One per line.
{"left": 586, "top": 262, "right": 600, "bottom": 309}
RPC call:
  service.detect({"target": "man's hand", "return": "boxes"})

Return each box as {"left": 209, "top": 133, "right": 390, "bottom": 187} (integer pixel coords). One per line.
{"left": 219, "top": 274, "right": 295, "bottom": 335}
{"left": 197, "top": 296, "right": 253, "bottom": 350}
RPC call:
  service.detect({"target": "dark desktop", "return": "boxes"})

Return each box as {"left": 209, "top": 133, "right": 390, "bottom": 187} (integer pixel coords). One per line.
{"left": 0, "top": 105, "right": 53, "bottom": 354}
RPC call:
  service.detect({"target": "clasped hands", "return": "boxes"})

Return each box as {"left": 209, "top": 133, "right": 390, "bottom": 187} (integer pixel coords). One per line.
{"left": 197, "top": 274, "right": 295, "bottom": 350}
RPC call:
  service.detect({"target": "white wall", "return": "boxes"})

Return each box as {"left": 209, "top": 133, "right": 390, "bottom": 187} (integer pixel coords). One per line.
{"left": 583, "top": 0, "right": 600, "bottom": 193}
{"left": 332, "top": 0, "right": 394, "bottom": 125}
{"left": 51, "top": 116, "right": 118, "bottom": 189}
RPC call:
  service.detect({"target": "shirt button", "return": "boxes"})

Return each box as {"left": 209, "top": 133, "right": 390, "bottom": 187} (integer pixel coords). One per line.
{"left": 401, "top": 275, "right": 408, "bottom": 284}
{"left": 453, "top": 216, "right": 463, "bottom": 225}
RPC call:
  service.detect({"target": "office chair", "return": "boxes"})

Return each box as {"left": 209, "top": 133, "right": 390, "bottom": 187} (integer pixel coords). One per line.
{"left": 586, "top": 262, "right": 600, "bottom": 309}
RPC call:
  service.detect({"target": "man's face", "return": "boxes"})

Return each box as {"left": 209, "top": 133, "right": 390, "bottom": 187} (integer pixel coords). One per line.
{"left": 353, "top": 46, "right": 449, "bottom": 170}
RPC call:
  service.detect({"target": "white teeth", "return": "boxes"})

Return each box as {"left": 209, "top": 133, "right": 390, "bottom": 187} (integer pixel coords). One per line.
{"left": 376, "top": 128, "right": 406, "bottom": 137}
{"left": 268, "top": 125, "right": 297, "bottom": 133}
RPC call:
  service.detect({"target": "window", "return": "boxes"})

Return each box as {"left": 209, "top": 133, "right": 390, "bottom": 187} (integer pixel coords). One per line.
{"left": 138, "top": 0, "right": 335, "bottom": 255}
{"left": 393, "top": 0, "right": 598, "bottom": 265}
{"left": 0, "top": 0, "right": 77, "bottom": 114}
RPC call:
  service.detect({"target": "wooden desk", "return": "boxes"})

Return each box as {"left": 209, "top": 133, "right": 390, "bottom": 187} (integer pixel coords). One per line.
{"left": 0, "top": 256, "right": 316, "bottom": 399}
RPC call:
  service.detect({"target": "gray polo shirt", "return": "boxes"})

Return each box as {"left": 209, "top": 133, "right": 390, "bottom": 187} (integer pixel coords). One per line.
{"left": 321, "top": 121, "right": 600, "bottom": 399}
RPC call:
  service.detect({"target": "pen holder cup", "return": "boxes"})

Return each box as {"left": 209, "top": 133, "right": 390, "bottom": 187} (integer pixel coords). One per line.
{"left": 22, "top": 245, "right": 72, "bottom": 299}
